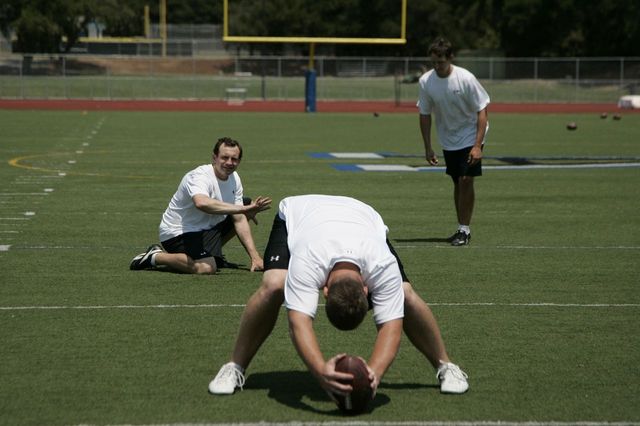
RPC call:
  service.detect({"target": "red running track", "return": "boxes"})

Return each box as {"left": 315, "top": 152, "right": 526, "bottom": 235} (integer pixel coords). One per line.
{"left": 0, "top": 98, "right": 637, "bottom": 114}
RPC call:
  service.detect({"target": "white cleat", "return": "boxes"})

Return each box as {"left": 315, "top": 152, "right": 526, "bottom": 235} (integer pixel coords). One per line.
{"left": 437, "top": 362, "right": 469, "bottom": 394}
{"left": 208, "top": 362, "right": 245, "bottom": 395}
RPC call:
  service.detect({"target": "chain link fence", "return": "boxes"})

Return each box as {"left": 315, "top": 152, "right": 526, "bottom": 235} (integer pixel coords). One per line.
{"left": 1, "top": 53, "right": 638, "bottom": 103}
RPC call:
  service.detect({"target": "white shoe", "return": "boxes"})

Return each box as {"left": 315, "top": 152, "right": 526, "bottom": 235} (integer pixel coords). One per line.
{"left": 208, "top": 362, "right": 245, "bottom": 395}
{"left": 437, "top": 362, "right": 469, "bottom": 394}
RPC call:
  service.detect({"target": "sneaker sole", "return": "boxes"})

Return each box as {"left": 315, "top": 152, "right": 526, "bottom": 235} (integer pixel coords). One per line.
{"left": 451, "top": 236, "right": 471, "bottom": 246}
{"left": 208, "top": 388, "right": 235, "bottom": 395}
{"left": 440, "top": 387, "right": 469, "bottom": 394}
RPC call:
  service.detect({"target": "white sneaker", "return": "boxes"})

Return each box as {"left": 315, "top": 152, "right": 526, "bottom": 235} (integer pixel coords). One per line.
{"left": 208, "top": 362, "right": 245, "bottom": 395}
{"left": 437, "top": 362, "right": 469, "bottom": 394}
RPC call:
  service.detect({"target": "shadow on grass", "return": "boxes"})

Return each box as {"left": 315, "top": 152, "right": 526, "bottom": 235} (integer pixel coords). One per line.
{"left": 379, "top": 381, "right": 439, "bottom": 391}
{"left": 245, "top": 370, "right": 393, "bottom": 416}
{"left": 394, "top": 237, "right": 452, "bottom": 243}
{"left": 140, "top": 263, "right": 252, "bottom": 273}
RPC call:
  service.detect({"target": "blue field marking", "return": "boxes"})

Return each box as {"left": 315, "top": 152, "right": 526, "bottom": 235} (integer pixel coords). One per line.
{"left": 378, "top": 151, "right": 422, "bottom": 158}
{"left": 331, "top": 164, "right": 442, "bottom": 172}
{"left": 309, "top": 152, "right": 385, "bottom": 159}
{"left": 314, "top": 152, "right": 640, "bottom": 172}
{"left": 331, "top": 164, "right": 371, "bottom": 171}
{"left": 310, "top": 152, "right": 418, "bottom": 159}
{"left": 332, "top": 163, "right": 640, "bottom": 172}
{"left": 309, "top": 152, "right": 336, "bottom": 158}
{"left": 314, "top": 151, "right": 640, "bottom": 161}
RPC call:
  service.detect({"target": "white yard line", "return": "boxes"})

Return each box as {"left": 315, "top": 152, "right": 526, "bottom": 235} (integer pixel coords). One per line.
{"left": 1, "top": 302, "right": 638, "bottom": 312}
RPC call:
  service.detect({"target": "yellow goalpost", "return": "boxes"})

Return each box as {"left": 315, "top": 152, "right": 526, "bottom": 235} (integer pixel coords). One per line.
{"left": 222, "top": 0, "right": 408, "bottom": 111}
{"left": 223, "top": 0, "right": 407, "bottom": 45}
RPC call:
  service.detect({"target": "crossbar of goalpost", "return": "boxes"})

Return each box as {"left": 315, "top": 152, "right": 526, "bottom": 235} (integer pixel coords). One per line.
{"left": 222, "top": 0, "right": 407, "bottom": 112}
{"left": 223, "top": 36, "right": 407, "bottom": 44}
{"left": 222, "top": 0, "right": 407, "bottom": 45}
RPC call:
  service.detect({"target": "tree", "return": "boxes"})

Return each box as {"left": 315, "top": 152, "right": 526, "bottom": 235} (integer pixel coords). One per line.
{"left": 334, "top": 0, "right": 410, "bottom": 56}
{"left": 93, "top": 0, "right": 146, "bottom": 37}
{"left": 8, "top": 0, "right": 95, "bottom": 54}
{"left": 13, "top": 7, "right": 60, "bottom": 53}
{"left": 167, "top": 0, "right": 222, "bottom": 25}
{"left": 496, "top": 0, "right": 640, "bottom": 56}
{"left": 400, "top": 0, "right": 457, "bottom": 56}
{"left": 0, "top": 0, "right": 22, "bottom": 41}
{"left": 579, "top": 0, "right": 640, "bottom": 56}
{"left": 3, "top": 0, "right": 640, "bottom": 57}
{"left": 499, "top": 0, "right": 578, "bottom": 56}
{"left": 453, "top": 0, "right": 501, "bottom": 51}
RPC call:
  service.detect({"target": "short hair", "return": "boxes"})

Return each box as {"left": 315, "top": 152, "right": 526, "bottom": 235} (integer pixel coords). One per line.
{"left": 213, "top": 137, "right": 243, "bottom": 160}
{"left": 428, "top": 37, "right": 454, "bottom": 58}
{"left": 325, "top": 277, "right": 368, "bottom": 331}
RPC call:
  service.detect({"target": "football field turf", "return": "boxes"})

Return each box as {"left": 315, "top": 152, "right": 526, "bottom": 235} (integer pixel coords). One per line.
{"left": 1, "top": 109, "right": 639, "bottom": 425}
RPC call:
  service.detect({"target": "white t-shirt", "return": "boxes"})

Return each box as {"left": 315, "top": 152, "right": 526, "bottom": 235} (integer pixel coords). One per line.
{"left": 417, "top": 65, "right": 490, "bottom": 150}
{"left": 281, "top": 195, "right": 404, "bottom": 325}
{"left": 158, "top": 164, "right": 243, "bottom": 241}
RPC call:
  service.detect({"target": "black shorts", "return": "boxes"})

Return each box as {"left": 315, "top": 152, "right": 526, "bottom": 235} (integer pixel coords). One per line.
{"left": 443, "top": 145, "right": 483, "bottom": 180}
{"left": 263, "top": 214, "right": 290, "bottom": 270}
{"left": 161, "top": 215, "right": 235, "bottom": 261}
{"left": 263, "top": 214, "right": 409, "bottom": 282}
{"left": 160, "top": 197, "right": 251, "bottom": 263}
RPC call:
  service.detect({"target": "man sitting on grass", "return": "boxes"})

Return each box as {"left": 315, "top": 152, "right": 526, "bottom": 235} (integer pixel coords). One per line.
{"left": 130, "top": 137, "right": 271, "bottom": 274}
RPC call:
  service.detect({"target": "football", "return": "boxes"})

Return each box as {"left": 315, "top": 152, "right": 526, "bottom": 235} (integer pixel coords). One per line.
{"left": 566, "top": 122, "right": 577, "bottom": 130}
{"left": 332, "top": 355, "right": 373, "bottom": 415}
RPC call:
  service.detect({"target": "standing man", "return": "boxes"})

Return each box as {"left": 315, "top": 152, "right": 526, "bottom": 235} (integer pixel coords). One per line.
{"left": 209, "top": 195, "right": 468, "bottom": 398}
{"left": 130, "top": 137, "right": 271, "bottom": 274}
{"left": 418, "top": 37, "right": 490, "bottom": 246}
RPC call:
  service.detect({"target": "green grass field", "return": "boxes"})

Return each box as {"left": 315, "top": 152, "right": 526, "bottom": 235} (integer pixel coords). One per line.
{"left": 1, "top": 109, "right": 639, "bottom": 425}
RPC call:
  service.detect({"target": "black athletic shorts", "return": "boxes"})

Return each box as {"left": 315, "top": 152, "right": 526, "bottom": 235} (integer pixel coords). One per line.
{"left": 161, "top": 214, "right": 235, "bottom": 261}
{"left": 263, "top": 214, "right": 410, "bottom": 283}
{"left": 160, "top": 197, "right": 251, "bottom": 264}
{"left": 443, "top": 145, "right": 483, "bottom": 180}
{"left": 263, "top": 214, "right": 290, "bottom": 270}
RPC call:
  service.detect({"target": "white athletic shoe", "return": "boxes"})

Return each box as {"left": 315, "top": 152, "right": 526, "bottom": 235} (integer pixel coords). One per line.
{"left": 437, "top": 362, "right": 469, "bottom": 394}
{"left": 208, "top": 362, "right": 245, "bottom": 395}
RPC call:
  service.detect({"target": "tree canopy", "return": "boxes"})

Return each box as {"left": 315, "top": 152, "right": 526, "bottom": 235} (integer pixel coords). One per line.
{"left": 1, "top": 0, "right": 639, "bottom": 56}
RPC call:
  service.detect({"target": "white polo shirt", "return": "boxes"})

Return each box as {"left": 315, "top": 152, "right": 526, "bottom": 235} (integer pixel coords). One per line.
{"left": 281, "top": 195, "right": 404, "bottom": 325}
{"left": 417, "top": 65, "right": 490, "bottom": 150}
{"left": 159, "top": 164, "right": 243, "bottom": 241}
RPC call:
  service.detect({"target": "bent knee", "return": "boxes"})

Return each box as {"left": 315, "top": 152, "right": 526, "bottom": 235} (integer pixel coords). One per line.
{"left": 193, "top": 259, "right": 217, "bottom": 275}
{"left": 259, "top": 270, "right": 286, "bottom": 299}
